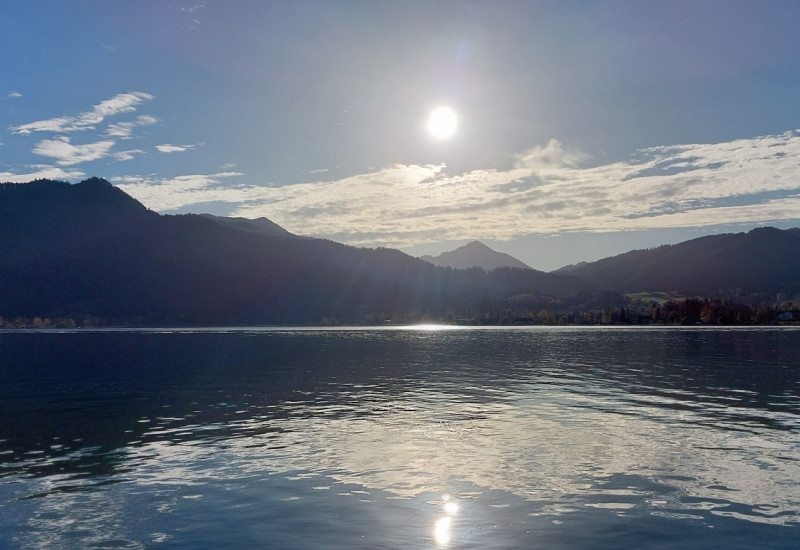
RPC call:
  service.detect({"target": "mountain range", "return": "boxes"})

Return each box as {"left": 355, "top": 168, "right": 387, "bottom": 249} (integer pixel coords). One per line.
{"left": 419, "top": 241, "right": 531, "bottom": 270}
{"left": 0, "top": 178, "right": 589, "bottom": 325}
{"left": 1, "top": 178, "right": 798, "bottom": 326}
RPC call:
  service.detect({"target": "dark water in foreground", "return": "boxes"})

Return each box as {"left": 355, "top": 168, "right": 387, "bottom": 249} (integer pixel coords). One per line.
{"left": 1, "top": 326, "right": 798, "bottom": 549}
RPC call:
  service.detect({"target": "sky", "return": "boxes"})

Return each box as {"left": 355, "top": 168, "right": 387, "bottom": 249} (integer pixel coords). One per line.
{"left": 3, "top": 1, "right": 800, "bottom": 270}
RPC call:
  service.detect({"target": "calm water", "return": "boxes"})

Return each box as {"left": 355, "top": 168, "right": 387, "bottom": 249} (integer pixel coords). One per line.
{"left": 1, "top": 326, "right": 798, "bottom": 549}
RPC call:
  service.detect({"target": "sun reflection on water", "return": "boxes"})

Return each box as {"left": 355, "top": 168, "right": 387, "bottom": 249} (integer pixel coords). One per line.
{"left": 434, "top": 494, "right": 460, "bottom": 546}
{"left": 434, "top": 516, "right": 452, "bottom": 545}
{"left": 401, "top": 323, "right": 463, "bottom": 331}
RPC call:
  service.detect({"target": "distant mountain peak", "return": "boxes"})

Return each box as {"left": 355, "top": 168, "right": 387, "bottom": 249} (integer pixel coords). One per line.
{"left": 420, "top": 241, "right": 530, "bottom": 271}
{"left": 462, "top": 240, "right": 494, "bottom": 251}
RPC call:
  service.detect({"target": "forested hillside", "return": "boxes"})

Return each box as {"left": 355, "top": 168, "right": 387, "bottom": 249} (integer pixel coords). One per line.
{"left": 562, "top": 227, "right": 800, "bottom": 299}
{"left": 0, "top": 179, "right": 591, "bottom": 325}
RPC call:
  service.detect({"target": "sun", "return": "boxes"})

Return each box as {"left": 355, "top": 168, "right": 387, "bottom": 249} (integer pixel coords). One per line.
{"left": 426, "top": 106, "right": 458, "bottom": 140}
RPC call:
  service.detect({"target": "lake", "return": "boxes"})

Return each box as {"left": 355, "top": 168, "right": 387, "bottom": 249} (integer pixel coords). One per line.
{"left": 1, "top": 326, "right": 798, "bottom": 548}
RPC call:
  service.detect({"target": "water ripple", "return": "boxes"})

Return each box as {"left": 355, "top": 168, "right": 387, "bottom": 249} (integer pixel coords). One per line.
{"left": 1, "top": 328, "right": 799, "bottom": 548}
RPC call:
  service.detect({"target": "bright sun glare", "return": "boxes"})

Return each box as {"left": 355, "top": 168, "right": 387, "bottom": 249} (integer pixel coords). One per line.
{"left": 426, "top": 106, "right": 458, "bottom": 140}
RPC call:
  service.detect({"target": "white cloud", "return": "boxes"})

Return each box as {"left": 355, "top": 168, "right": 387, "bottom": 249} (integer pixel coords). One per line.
{"left": 115, "top": 172, "right": 246, "bottom": 210}
{"left": 113, "top": 129, "right": 800, "bottom": 247}
{"left": 514, "top": 139, "right": 588, "bottom": 170}
{"left": 31, "top": 135, "right": 146, "bottom": 165}
{"left": 106, "top": 115, "right": 158, "bottom": 139}
{"left": 180, "top": 1, "right": 206, "bottom": 29}
{"left": 113, "top": 149, "right": 145, "bottom": 161}
{"left": 11, "top": 91, "right": 153, "bottom": 135}
{"left": 181, "top": 1, "right": 206, "bottom": 13}
{"left": 7, "top": 92, "right": 22, "bottom": 98}
{"left": 0, "top": 165, "right": 84, "bottom": 183}
{"left": 155, "top": 143, "right": 198, "bottom": 153}
{"left": 32, "top": 137, "right": 115, "bottom": 166}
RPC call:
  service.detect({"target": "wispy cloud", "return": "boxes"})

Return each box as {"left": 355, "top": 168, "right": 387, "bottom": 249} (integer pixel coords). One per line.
{"left": 115, "top": 172, "right": 246, "bottom": 210}
{"left": 11, "top": 92, "right": 153, "bottom": 135}
{"left": 112, "top": 149, "right": 145, "bottom": 162}
{"left": 155, "top": 143, "right": 199, "bottom": 153}
{"left": 106, "top": 115, "right": 158, "bottom": 139}
{"left": 32, "top": 137, "right": 115, "bottom": 165}
{"left": 29, "top": 137, "right": 146, "bottom": 165}
{"left": 0, "top": 166, "right": 84, "bottom": 184}
{"left": 180, "top": 1, "right": 206, "bottom": 29}
{"left": 7, "top": 92, "right": 22, "bottom": 98}
{"left": 115, "top": 130, "right": 800, "bottom": 247}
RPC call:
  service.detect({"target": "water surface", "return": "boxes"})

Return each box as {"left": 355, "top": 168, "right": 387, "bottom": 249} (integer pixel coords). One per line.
{"left": 1, "top": 327, "right": 798, "bottom": 548}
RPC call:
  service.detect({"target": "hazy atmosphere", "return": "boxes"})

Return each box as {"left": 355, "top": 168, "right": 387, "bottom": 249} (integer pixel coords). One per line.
{"left": 3, "top": 1, "right": 800, "bottom": 269}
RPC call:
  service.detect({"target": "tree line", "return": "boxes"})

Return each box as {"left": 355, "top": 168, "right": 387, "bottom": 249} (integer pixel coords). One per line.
{"left": 5, "top": 297, "right": 797, "bottom": 328}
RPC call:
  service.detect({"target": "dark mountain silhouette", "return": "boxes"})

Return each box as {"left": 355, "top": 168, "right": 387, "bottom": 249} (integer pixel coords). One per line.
{"left": 199, "top": 213, "right": 294, "bottom": 237}
{"left": 0, "top": 178, "right": 589, "bottom": 325}
{"left": 554, "top": 261, "right": 587, "bottom": 273}
{"left": 420, "top": 241, "right": 531, "bottom": 270}
{"left": 563, "top": 227, "right": 800, "bottom": 298}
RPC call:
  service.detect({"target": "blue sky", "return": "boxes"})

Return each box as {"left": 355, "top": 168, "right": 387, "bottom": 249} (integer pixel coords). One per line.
{"left": 3, "top": 1, "right": 800, "bottom": 270}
